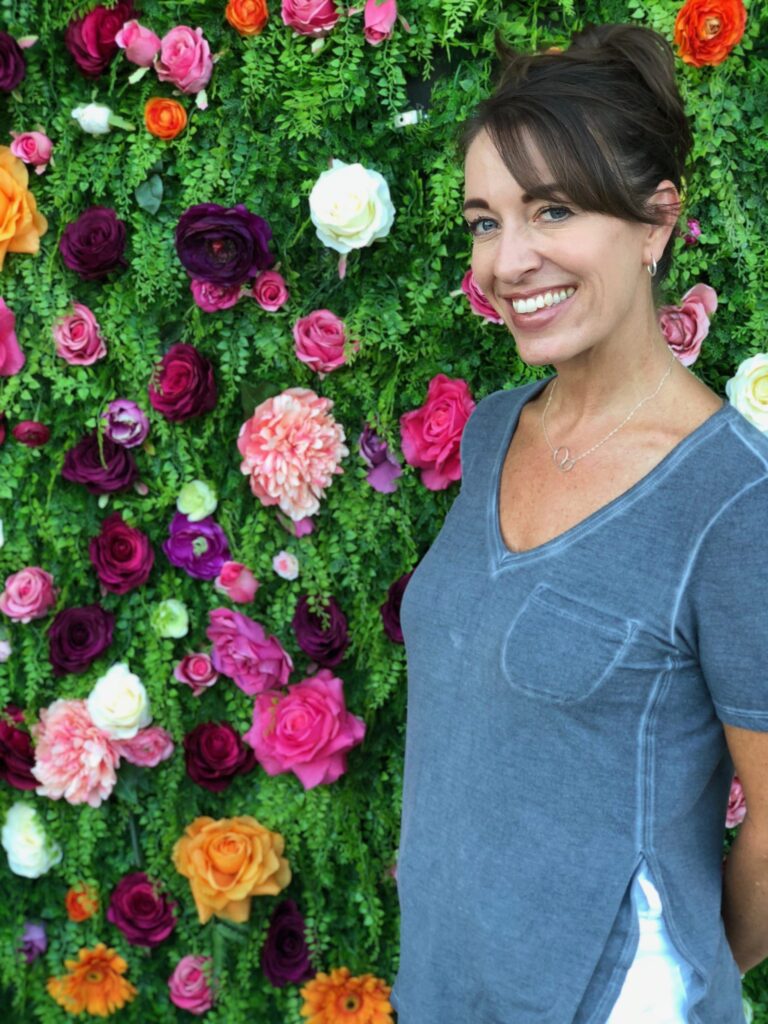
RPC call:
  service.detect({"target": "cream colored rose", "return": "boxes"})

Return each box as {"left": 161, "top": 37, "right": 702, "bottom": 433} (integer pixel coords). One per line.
{"left": 309, "top": 159, "right": 395, "bottom": 255}
{"left": 2, "top": 802, "right": 62, "bottom": 878}
{"left": 177, "top": 480, "right": 218, "bottom": 522}
{"left": 87, "top": 663, "right": 151, "bottom": 739}
{"left": 725, "top": 354, "right": 768, "bottom": 432}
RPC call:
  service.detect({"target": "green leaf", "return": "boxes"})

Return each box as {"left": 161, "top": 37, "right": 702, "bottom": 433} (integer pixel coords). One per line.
{"left": 135, "top": 174, "right": 164, "bottom": 216}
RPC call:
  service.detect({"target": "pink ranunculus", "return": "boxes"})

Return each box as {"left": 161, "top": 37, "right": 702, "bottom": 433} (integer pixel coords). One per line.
{"left": 293, "top": 309, "right": 352, "bottom": 375}
{"left": 168, "top": 955, "right": 215, "bottom": 1015}
{"left": 237, "top": 388, "right": 348, "bottom": 520}
{"left": 273, "top": 551, "right": 299, "bottom": 580}
{"left": 252, "top": 270, "right": 289, "bottom": 312}
{"left": 0, "top": 297, "right": 24, "bottom": 376}
{"left": 52, "top": 303, "right": 107, "bottom": 366}
{"left": 113, "top": 725, "right": 174, "bottom": 767}
{"left": 155, "top": 26, "right": 213, "bottom": 95}
{"left": 0, "top": 567, "right": 57, "bottom": 623}
{"left": 214, "top": 561, "right": 259, "bottom": 604}
{"left": 281, "top": 0, "right": 339, "bottom": 36}
{"left": 363, "top": 0, "right": 397, "bottom": 45}
{"left": 32, "top": 698, "right": 120, "bottom": 807}
{"left": 400, "top": 373, "right": 476, "bottom": 490}
{"left": 115, "top": 20, "right": 161, "bottom": 66}
{"left": 460, "top": 269, "right": 503, "bottom": 323}
{"left": 244, "top": 669, "right": 366, "bottom": 789}
{"left": 206, "top": 607, "right": 293, "bottom": 696}
{"left": 726, "top": 775, "right": 747, "bottom": 829}
{"left": 174, "top": 653, "right": 219, "bottom": 696}
{"left": 658, "top": 283, "right": 718, "bottom": 368}
{"left": 9, "top": 131, "right": 53, "bottom": 174}
{"left": 190, "top": 279, "right": 242, "bottom": 313}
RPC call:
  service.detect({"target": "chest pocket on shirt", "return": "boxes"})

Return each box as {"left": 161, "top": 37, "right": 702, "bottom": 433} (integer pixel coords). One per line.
{"left": 501, "top": 583, "right": 637, "bottom": 703}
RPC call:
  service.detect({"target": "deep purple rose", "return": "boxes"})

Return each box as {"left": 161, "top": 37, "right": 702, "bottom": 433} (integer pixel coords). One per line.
{"left": 59, "top": 207, "right": 127, "bottom": 280}
{"left": 183, "top": 721, "right": 255, "bottom": 792}
{"left": 48, "top": 605, "right": 115, "bottom": 676}
{"left": 19, "top": 921, "right": 47, "bottom": 964}
{"left": 291, "top": 595, "right": 350, "bottom": 667}
{"left": 107, "top": 872, "right": 177, "bottom": 947}
{"left": 359, "top": 424, "right": 403, "bottom": 494}
{"left": 89, "top": 513, "right": 154, "bottom": 594}
{"left": 0, "top": 31, "right": 26, "bottom": 92}
{"left": 0, "top": 705, "right": 36, "bottom": 790}
{"left": 261, "top": 899, "right": 315, "bottom": 987}
{"left": 380, "top": 571, "right": 413, "bottom": 644}
{"left": 101, "top": 399, "right": 150, "bottom": 448}
{"left": 148, "top": 343, "right": 217, "bottom": 422}
{"left": 62, "top": 432, "right": 138, "bottom": 494}
{"left": 65, "top": 1, "right": 135, "bottom": 77}
{"left": 175, "top": 203, "right": 274, "bottom": 286}
{"left": 163, "top": 513, "right": 230, "bottom": 581}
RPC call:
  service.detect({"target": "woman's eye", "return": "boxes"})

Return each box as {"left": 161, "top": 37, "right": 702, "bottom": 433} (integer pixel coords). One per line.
{"left": 466, "top": 216, "right": 498, "bottom": 236}
{"left": 538, "top": 206, "right": 573, "bottom": 223}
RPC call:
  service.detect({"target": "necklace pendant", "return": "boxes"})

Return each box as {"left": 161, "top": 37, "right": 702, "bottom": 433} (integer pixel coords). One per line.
{"left": 553, "top": 446, "right": 576, "bottom": 472}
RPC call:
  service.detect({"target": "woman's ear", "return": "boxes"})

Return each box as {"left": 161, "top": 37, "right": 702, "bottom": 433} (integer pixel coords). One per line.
{"left": 644, "top": 179, "right": 681, "bottom": 263}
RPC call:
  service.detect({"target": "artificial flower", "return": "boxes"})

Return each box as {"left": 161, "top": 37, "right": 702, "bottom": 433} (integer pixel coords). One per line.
{"left": 2, "top": 801, "right": 63, "bottom": 877}
{"left": 64, "top": 2, "right": 136, "bottom": 76}
{"left": 11, "top": 421, "right": 50, "bottom": 446}
{"left": 101, "top": 399, "right": 150, "bottom": 448}
{"left": 214, "top": 561, "right": 260, "bottom": 603}
{"left": 281, "top": 0, "right": 339, "bottom": 37}
{"left": 47, "top": 943, "right": 137, "bottom": 1016}
{"left": 358, "top": 424, "right": 402, "bottom": 493}
{"left": 190, "top": 278, "right": 242, "bottom": 311}
{"left": 59, "top": 206, "right": 127, "bottom": 279}
{"left": 177, "top": 479, "right": 218, "bottom": 521}
{"left": 309, "top": 158, "right": 395, "bottom": 256}
{"left": 168, "top": 956, "right": 215, "bottom": 1015}
{"left": 460, "top": 268, "right": 503, "bottom": 323}
{"left": 71, "top": 103, "right": 133, "bottom": 135}
{"left": 89, "top": 513, "right": 154, "bottom": 594}
{"left": 0, "top": 705, "right": 36, "bottom": 789}
{"left": 273, "top": 551, "right": 300, "bottom": 580}
{"left": 9, "top": 131, "right": 53, "bottom": 174}
{"left": 226, "top": 0, "right": 269, "bottom": 35}
{"left": 0, "top": 31, "right": 26, "bottom": 91}
{"left": 674, "top": 0, "right": 747, "bottom": 67}
{"left": 253, "top": 269, "right": 289, "bottom": 311}
{"left": 300, "top": 966, "right": 393, "bottom": 1023}
{"left": 683, "top": 218, "right": 702, "bottom": 245}
{"left": 112, "top": 726, "right": 174, "bottom": 767}
{"left": 207, "top": 607, "right": 293, "bottom": 695}
{"left": 261, "top": 899, "right": 315, "bottom": 987}
{"left": 380, "top": 571, "right": 413, "bottom": 643}
{"left": 48, "top": 604, "right": 115, "bottom": 676}
{"left": 163, "top": 513, "right": 231, "bottom": 581}
{"left": 0, "top": 566, "right": 57, "bottom": 622}
{"left": 52, "top": 302, "right": 107, "bottom": 365}
{"left": 363, "top": 0, "right": 398, "bottom": 45}
{"left": 0, "top": 296, "right": 25, "bottom": 376}
{"left": 291, "top": 595, "right": 350, "bottom": 666}
{"left": 293, "top": 309, "right": 354, "bottom": 375}
{"left": 184, "top": 721, "right": 255, "bottom": 791}
{"left": 658, "top": 283, "right": 717, "bottom": 367}
{"left": 726, "top": 775, "right": 747, "bottom": 828}
{"left": 151, "top": 598, "right": 190, "bottom": 638}
{"left": 155, "top": 26, "right": 213, "bottom": 96}
{"left": 65, "top": 883, "right": 99, "bottom": 922}
{"left": 144, "top": 97, "right": 187, "bottom": 140}
{"left": 175, "top": 203, "right": 274, "bottom": 286}
{"left": 148, "top": 342, "right": 217, "bottom": 421}
{"left": 174, "top": 653, "right": 219, "bottom": 696}
{"left": 62, "top": 433, "right": 138, "bottom": 494}
{"left": 115, "top": 20, "right": 161, "bottom": 66}
{"left": 400, "top": 373, "right": 476, "bottom": 490}
{"left": 32, "top": 699, "right": 119, "bottom": 807}
{"left": 107, "top": 872, "right": 177, "bottom": 947}
{"left": 19, "top": 921, "right": 48, "bottom": 963}
{"left": 725, "top": 354, "right": 768, "bottom": 432}
{"left": 0, "top": 146, "right": 48, "bottom": 270}
{"left": 87, "top": 663, "right": 151, "bottom": 740}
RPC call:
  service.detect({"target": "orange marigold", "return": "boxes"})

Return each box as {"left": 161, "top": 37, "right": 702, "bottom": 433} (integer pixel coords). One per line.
{"left": 47, "top": 943, "right": 137, "bottom": 1018}
{"left": 0, "top": 146, "right": 48, "bottom": 271}
{"left": 225, "top": 0, "right": 269, "bottom": 35}
{"left": 300, "top": 967, "right": 393, "bottom": 1024}
{"left": 65, "top": 882, "right": 99, "bottom": 922}
{"left": 144, "top": 98, "right": 188, "bottom": 140}
{"left": 673, "top": 0, "right": 747, "bottom": 67}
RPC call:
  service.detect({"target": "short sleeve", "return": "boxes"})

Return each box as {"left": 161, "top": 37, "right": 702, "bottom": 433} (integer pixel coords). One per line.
{"left": 686, "top": 473, "right": 768, "bottom": 730}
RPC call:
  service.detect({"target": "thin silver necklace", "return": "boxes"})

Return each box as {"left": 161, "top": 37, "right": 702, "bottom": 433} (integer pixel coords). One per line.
{"left": 541, "top": 350, "right": 677, "bottom": 472}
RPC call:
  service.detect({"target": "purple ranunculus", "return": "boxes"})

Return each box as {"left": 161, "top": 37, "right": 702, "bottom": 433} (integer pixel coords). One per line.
{"left": 0, "top": 705, "right": 37, "bottom": 790}
{"left": 0, "top": 31, "right": 26, "bottom": 92}
{"left": 59, "top": 207, "right": 127, "bottom": 281}
{"left": 291, "top": 595, "right": 350, "bottom": 667}
{"left": 163, "top": 513, "right": 230, "bottom": 581}
{"left": 64, "top": 1, "right": 135, "bottom": 77}
{"left": 107, "top": 872, "right": 177, "bottom": 947}
{"left": 62, "top": 432, "right": 138, "bottom": 494}
{"left": 48, "top": 605, "right": 115, "bottom": 676}
{"left": 19, "top": 921, "right": 47, "bottom": 963}
{"left": 261, "top": 899, "right": 315, "bottom": 987}
{"left": 175, "top": 203, "right": 274, "bottom": 287}
{"left": 380, "top": 571, "right": 413, "bottom": 644}
{"left": 358, "top": 424, "right": 403, "bottom": 494}
{"left": 101, "top": 399, "right": 150, "bottom": 449}
{"left": 183, "top": 721, "right": 255, "bottom": 792}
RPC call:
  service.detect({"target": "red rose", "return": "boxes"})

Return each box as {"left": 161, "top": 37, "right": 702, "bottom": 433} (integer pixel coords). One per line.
{"left": 183, "top": 721, "right": 255, "bottom": 792}
{"left": 148, "top": 343, "right": 217, "bottom": 422}
{"left": 400, "top": 374, "right": 476, "bottom": 490}
{"left": 65, "top": 1, "right": 136, "bottom": 77}
{"left": 12, "top": 420, "right": 50, "bottom": 447}
{"left": 89, "top": 513, "right": 155, "bottom": 595}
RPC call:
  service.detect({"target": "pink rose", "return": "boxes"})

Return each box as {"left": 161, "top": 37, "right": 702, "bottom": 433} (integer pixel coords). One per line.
{"left": 363, "top": 0, "right": 397, "bottom": 45}
{"left": 0, "top": 567, "right": 57, "bottom": 623}
{"left": 207, "top": 607, "right": 293, "bottom": 696}
{"left": 0, "top": 297, "right": 24, "bottom": 377}
{"left": 726, "top": 775, "right": 747, "bottom": 828}
{"left": 168, "top": 955, "right": 215, "bottom": 1015}
{"left": 214, "top": 561, "right": 259, "bottom": 604}
{"left": 9, "top": 131, "right": 53, "bottom": 174}
{"left": 273, "top": 551, "right": 299, "bottom": 580}
{"left": 281, "top": 0, "right": 340, "bottom": 36}
{"left": 174, "top": 653, "right": 219, "bottom": 696}
{"left": 155, "top": 26, "right": 213, "bottom": 95}
{"left": 252, "top": 270, "right": 289, "bottom": 312}
{"left": 292, "top": 309, "right": 353, "bottom": 375}
{"left": 400, "top": 373, "right": 476, "bottom": 490}
{"left": 115, "top": 20, "right": 161, "bottom": 66}
{"left": 658, "top": 283, "right": 718, "bottom": 368}
{"left": 113, "top": 725, "right": 174, "bottom": 767}
{"left": 190, "top": 279, "right": 242, "bottom": 313}
{"left": 52, "top": 303, "right": 107, "bottom": 366}
{"left": 244, "top": 669, "right": 366, "bottom": 789}
{"left": 461, "top": 269, "right": 503, "bottom": 323}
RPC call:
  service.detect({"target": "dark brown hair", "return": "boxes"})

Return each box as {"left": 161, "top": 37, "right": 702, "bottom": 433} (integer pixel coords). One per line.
{"left": 462, "top": 24, "right": 693, "bottom": 279}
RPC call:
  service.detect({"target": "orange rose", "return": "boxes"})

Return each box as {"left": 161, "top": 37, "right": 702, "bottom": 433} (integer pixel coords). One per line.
{"left": 144, "top": 98, "right": 188, "bottom": 140}
{"left": 0, "top": 146, "right": 48, "bottom": 271}
{"left": 47, "top": 944, "right": 137, "bottom": 1017}
{"left": 674, "top": 0, "right": 747, "bottom": 67}
{"left": 65, "top": 882, "right": 99, "bottom": 922}
{"left": 225, "top": 0, "right": 269, "bottom": 35}
{"left": 172, "top": 815, "right": 291, "bottom": 924}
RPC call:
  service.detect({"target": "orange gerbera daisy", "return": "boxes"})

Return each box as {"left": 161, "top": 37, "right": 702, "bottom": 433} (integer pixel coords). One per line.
{"left": 300, "top": 966, "right": 393, "bottom": 1024}
{"left": 47, "top": 944, "right": 137, "bottom": 1017}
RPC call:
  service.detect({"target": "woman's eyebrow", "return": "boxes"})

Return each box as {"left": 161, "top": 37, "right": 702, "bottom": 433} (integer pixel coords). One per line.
{"left": 462, "top": 187, "right": 565, "bottom": 212}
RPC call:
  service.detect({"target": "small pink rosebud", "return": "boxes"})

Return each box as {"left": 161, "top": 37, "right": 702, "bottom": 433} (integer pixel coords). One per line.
{"left": 174, "top": 653, "right": 219, "bottom": 696}
{"left": 9, "top": 131, "right": 53, "bottom": 173}
{"left": 214, "top": 561, "right": 259, "bottom": 603}
{"left": 363, "top": 0, "right": 397, "bottom": 45}
{"left": 115, "top": 20, "right": 162, "bottom": 67}
{"left": 252, "top": 270, "right": 289, "bottom": 312}
{"left": 52, "top": 303, "right": 107, "bottom": 366}
{"left": 272, "top": 551, "right": 299, "bottom": 580}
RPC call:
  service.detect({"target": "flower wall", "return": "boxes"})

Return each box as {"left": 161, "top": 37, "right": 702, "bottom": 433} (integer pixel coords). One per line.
{"left": 1, "top": 0, "right": 767, "bottom": 1021}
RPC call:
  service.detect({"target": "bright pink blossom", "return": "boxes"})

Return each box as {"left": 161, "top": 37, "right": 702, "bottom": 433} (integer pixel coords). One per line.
{"left": 293, "top": 309, "right": 353, "bottom": 375}
{"left": 252, "top": 270, "right": 289, "bottom": 312}
{"left": 0, "top": 567, "right": 57, "bottom": 622}
{"left": 113, "top": 725, "right": 174, "bottom": 767}
{"left": 115, "top": 20, "right": 161, "bottom": 66}
{"left": 168, "top": 955, "right": 215, "bottom": 1015}
{"left": 281, "top": 0, "right": 339, "bottom": 36}
{"left": 190, "top": 279, "right": 242, "bottom": 312}
{"left": 52, "top": 303, "right": 107, "bottom": 365}
{"left": 400, "top": 373, "right": 476, "bottom": 490}
{"left": 9, "top": 131, "right": 53, "bottom": 174}
{"left": 207, "top": 607, "right": 293, "bottom": 696}
{"left": 726, "top": 775, "right": 747, "bottom": 828}
{"left": 0, "top": 297, "right": 24, "bottom": 376}
{"left": 32, "top": 698, "right": 120, "bottom": 807}
{"left": 155, "top": 26, "right": 212, "bottom": 95}
{"left": 461, "top": 269, "right": 503, "bottom": 323}
{"left": 214, "top": 561, "right": 259, "bottom": 604}
{"left": 174, "top": 653, "right": 219, "bottom": 696}
{"left": 363, "top": 0, "right": 397, "bottom": 45}
{"left": 658, "top": 283, "right": 718, "bottom": 367}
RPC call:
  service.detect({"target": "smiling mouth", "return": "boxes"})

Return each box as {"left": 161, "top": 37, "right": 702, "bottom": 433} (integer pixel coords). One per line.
{"left": 509, "top": 287, "right": 576, "bottom": 314}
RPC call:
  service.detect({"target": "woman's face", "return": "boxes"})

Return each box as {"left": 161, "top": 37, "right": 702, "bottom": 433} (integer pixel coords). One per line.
{"left": 464, "top": 130, "right": 659, "bottom": 369}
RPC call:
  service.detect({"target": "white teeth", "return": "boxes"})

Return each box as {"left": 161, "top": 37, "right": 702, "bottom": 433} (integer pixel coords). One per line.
{"left": 511, "top": 287, "right": 575, "bottom": 315}
{"left": 544, "top": 292, "right": 554, "bottom": 307}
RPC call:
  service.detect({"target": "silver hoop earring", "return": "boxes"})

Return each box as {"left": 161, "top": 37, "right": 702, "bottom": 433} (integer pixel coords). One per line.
{"left": 646, "top": 256, "right": 658, "bottom": 278}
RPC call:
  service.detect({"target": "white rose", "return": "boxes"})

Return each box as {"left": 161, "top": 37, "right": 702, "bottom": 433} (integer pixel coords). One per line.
{"left": 71, "top": 103, "right": 114, "bottom": 134}
{"left": 309, "top": 159, "right": 395, "bottom": 255}
{"left": 177, "top": 480, "right": 218, "bottom": 522}
{"left": 2, "top": 802, "right": 62, "bottom": 878}
{"left": 87, "top": 662, "right": 151, "bottom": 739}
{"left": 725, "top": 353, "right": 768, "bottom": 432}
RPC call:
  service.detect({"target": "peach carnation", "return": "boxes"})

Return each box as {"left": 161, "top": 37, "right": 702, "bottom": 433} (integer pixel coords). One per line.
{"left": 237, "top": 387, "right": 348, "bottom": 521}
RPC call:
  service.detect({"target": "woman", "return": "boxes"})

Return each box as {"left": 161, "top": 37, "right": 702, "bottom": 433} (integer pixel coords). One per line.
{"left": 392, "top": 23, "right": 768, "bottom": 1024}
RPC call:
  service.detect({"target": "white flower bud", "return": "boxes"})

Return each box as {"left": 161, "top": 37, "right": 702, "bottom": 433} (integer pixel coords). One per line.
{"left": 71, "top": 103, "right": 113, "bottom": 135}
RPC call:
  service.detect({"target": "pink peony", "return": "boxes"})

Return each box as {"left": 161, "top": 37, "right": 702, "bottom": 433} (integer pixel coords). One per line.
{"left": 190, "top": 279, "right": 242, "bottom": 313}
{"left": 52, "top": 303, "right": 107, "bottom": 366}
{"left": 168, "top": 955, "right": 215, "bottom": 1015}
{"left": 155, "top": 26, "right": 213, "bottom": 95}
{"left": 206, "top": 607, "right": 293, "bottom": 696}
{"left": 244, "top": 669, "right": 366, "bottom": 789}
{"left": 292, "top": 309, "right": 354, "bottom": 375}
{"left": 363, "top": 0, "right": 397, "bottom": 45}
{"left": 113, "top": 725, "right": 174, "bottom": 767}
{"left": 115, "top": 20, "right": 161, "bottom": 66}
{"left": 461, "top": 269, "right": 503, "bottom": 323}
{"left": 0, "top": 567, "right": 57, "bottom": 623}
{"left": 32, "top": 698, "right": 120, "bottom": 807}
{"left": 174, "top": 653, "right": 219, "bottom": 696}
{"left": 214, "top": 561, "right": 259, "bottom": 604}
{"left": 9, "top": 131, "right": 53, "bottom": 174}
{"left": 252, "top": 270, "right": 289, "bottom": 312}
{"left": 400, "top": 373, "right": 476, "bottom": 490}
{"left": 281, "top": 0, "right": 340, "bottom": 36}
{"left": 237, "top": 387, "right": 348, "bottom": 520}
{"left": 726, "top": 775, "right": 747, "bottom": 829}
{"left": 0, "top": 297, "right": 24, "bottom": 376}
{"left": 658, "top": 283, "right": 718, "bottom": 367}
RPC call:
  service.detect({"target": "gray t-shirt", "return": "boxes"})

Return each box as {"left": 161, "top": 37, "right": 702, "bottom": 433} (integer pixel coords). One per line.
{"left": 393, "top": 376, "right": 768, "bottom": 1024}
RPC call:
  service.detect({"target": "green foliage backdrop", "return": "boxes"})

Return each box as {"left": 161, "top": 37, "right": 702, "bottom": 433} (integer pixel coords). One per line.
{"left": 1, "top": 0, "right": 767, "bottom": 1020}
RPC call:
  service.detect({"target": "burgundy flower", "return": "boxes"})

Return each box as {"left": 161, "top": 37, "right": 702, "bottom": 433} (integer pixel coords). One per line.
{"left": 107, "top": 871, "right": 177, "bottom": 947}
{"left": 59, "top": 207, "right": 127, "bottom": 280}
{"left": 0, "top": 31, "right": 26, "bottom": 92}
{"left": 62, "top": 432, "right": 138, "bottom": 494}
{"left": 183, "top": 721, "right": 255, "bottom": 792}
{"left": 291, "top": 595, "right": 350, "bottom": 667}
{"left": 48, "top": 605, "right": 115, "bottom": 676}
{"left": 148, "top": 343, "right": 217, "bottom": 422}
{"left": 89, "top": 513, "right": 154, "bottom": 594}
{"left": 175, "top": 203, "right": 274, "bottom": 286}
{"left": 261, "top": 899, "right": 315, "bottom": 987}
{"left": 12, "top": 421, "right": 50, "bottom": 447}
{"left": 380, "top": 571, "right": 413, "bottom": 644}
{"left": 65, "top": 1, "right": 136, "bottom": 77}
{"left": 0, "top": 705, "right": 36, "bottom": 790}
{"left": 162, "top": 513, "right": 230, "bottom": 581}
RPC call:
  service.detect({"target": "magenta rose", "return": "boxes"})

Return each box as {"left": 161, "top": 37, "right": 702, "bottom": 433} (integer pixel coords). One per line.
{"left": 62, "top": 432, "right": 138, "bottom": 494}
{"left": 115, "top": 20, "right": 161, "bottom": 66}
{"left": 101, "top": 399, "right": 149, "bottom": 448}
{"left": 0, "top": 297, "right": 24, "bottom": 377}
{"left": 244, "top": 669, "right": 366, "bottom": 789}
{"left": 253, "top": 270, "right": 289, "bottom": 312}
{"left": 726, "top": 775, "right": 747, "bottom": 828}
{"left": 214, "top": 561, "right": 259, "bottom": 603}
{"left": 155, "top": 26, "right": 213, "bottom": 95}
{"left": 148, "top": 343, "right": 217, "bottom": 422}
{"left": 0, "top": 705, "right": 37, "bottom": 790}
{"left": 9, "top": 131, "right": 53, "bottom": 173}
{"left": 11, "top": 421, "right": 49, "bottom": 446}
{"left": 52, "top": 303, "right": 107, "bottom": 365}
{"left": 184, "top": 721, "right": 255, "bottom": 792}
{"left": 0, "top": 567, "right": 57, "bottom": 623}
{"left": 113, "top": 726, "right": 174, "bottom": 767}
{"left": 88, "top": 513, "right": 154, "bottom": 595}
{"left": 190, "top": 279, "right": 242, "bottom": 312}
{"left": 281, "top": 0, "right": 340, "bottom": 37}
{"left": 291, "top": 594, "right": 349, "bottom": 667}
{"left": 65, "top": 2, "right": 136, "bottom": 77}
{"left": 658, "top": 283, "right": 718, "bottom": 367}
{"left": 261, "top": 899, "right": 315, "bottom": 987}
{"left": 380, "top": 571, "right": 413, "bottom": 644}
{"left": 207, "top": 607, "right": 293, "bottom": 696}
{"left": 174, "top": 653, "right": 219, "bottom": 696}
{"left": 168, "top": 956, "right": 215, "bottom": 1015}
{"left": 59, "top": 207, "right": 127, "bottom": 280}
{"left": 0, "top": 31, "right": 26, "bottom": 92}
{"left": 107, "top": 872, "right": 177, "bottom": 947}
{"left": 363, "top": 0, "right": 397, "bottom": 45}
{"left": 460, "top": 269, "right": 503, "bottom": 323}
{"left": 400, "top": 373, "right": 476, "bottom": 490}
{"left": 48, "top": 605, "right": 115, "bottom": 676}
{"left": 293, "top": 309, "right": 353, "bottom": 375}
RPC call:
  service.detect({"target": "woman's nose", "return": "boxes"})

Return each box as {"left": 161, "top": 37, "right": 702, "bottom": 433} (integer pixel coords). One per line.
{"left": 493, "top": 224, "right": 542, "bottom": 283}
